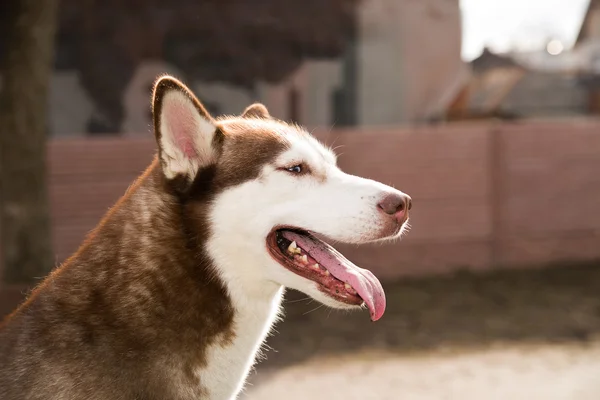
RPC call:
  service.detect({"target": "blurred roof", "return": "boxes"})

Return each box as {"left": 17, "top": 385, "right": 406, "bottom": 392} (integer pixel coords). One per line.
{"left": 471, "top": 48, "right": 523, "bottom": 73}
{"left": 576, "top": 0, "right": 600, "bottom": 45}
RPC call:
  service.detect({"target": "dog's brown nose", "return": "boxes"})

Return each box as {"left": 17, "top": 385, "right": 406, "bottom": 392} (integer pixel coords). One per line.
{"left": 378, "top": 193, "right": 412, "bottom": 218}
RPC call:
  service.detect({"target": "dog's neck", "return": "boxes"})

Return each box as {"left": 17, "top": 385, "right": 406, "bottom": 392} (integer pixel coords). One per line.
{"left": 124, "top": 160, "right": 282, "bottom": 301}
{"left": 47, "top": 160, "right": 283, "bottom": 399}
{"left": 138, "top": 162, "right": 284, "bottom": 397}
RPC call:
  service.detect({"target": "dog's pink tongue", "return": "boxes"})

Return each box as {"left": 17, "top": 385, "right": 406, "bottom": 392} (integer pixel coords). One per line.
{"left": 283, "top": 231, "right": 386, "bottom": 321}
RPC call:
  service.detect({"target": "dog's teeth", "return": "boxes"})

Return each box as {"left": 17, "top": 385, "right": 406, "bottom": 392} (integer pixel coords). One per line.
{"left": 344, "top": 283, "right": 357, "bottom": 294}
{"left": 311, "top": 263, "right": 320, "bottom": 270}
{"left": 300, "top": 255, "right": 308, "bottom": 264}
{"left": 287, "top": 241, "right": 297, "bottom": 254}
{"left": 324, "top": 270, "right": 330, "bottom": 276}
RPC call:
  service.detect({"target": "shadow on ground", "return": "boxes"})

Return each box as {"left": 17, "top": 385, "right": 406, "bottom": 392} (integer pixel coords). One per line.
{"left": 256, "top": 261, "right": 600, "bottom": 371}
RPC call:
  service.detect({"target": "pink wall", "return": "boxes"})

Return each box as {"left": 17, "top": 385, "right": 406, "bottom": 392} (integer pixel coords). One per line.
{"left": 1, "top": 120, "right": 600, "bottom": 313}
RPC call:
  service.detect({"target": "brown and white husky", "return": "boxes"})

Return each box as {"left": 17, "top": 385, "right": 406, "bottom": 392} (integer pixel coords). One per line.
{"left": 0, "top": 76, "right": 411, "bottom": 400}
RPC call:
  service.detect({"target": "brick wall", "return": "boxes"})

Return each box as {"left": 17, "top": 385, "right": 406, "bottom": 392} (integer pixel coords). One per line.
{"left": 2, "top": 121, "right": 600, "bottom": 315}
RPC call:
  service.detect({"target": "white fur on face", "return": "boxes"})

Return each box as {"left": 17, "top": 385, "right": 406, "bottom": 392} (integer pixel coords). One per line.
{"left": 206, "top": 128, "right": 409, "bottom": 308}
{"left": 158, "top": 91, "right": 217, "bottom": 180}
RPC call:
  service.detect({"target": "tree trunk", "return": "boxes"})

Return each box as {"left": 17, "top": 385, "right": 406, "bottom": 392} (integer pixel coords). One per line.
{"left": 0, "top": 0, "right": 59, "bottom": 284}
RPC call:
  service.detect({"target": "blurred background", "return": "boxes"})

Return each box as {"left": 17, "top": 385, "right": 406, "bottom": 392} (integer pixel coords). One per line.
{"left": 1, "top": 0, "right": 600, "bottom": 398}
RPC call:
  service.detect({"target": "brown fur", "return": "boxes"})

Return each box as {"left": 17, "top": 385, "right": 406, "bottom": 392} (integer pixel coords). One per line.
{"left": 241, "top": 103, "right": 270, "bottom": 119}
{"left": 0, "top": 78, "right": 290, "bottom": 399}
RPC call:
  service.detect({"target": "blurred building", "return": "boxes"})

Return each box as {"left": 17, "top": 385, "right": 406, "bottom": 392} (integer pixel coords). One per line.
{"left": 41, "top": 0, "right": 466, "bottom": 136}
{"left": 447, "top": 0, "right": 600, "bottom": 122}
{"left": 447, "top": 49, "right": 592, "bottom": 120}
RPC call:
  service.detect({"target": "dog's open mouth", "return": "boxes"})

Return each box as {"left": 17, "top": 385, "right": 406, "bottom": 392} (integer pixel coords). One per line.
{"left": 267, "top": 228, "right": 386, "bottom": 321}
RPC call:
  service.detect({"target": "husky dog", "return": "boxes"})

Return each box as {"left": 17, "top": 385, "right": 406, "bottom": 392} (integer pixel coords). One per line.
{"left": 0, "top": 76, "right": 411, "bottom": 400}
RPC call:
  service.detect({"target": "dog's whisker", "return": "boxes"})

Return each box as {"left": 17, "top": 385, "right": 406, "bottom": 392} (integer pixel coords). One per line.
{"left": 286, "top": 296, "right": 312, "bottom": 303}
{"left": 302, "top": 304, "right": 325, "bottom": 316}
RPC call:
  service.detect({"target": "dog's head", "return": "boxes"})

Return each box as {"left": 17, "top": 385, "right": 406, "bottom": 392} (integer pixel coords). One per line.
{"left": 152, "top": 76, "right": 411, "bottom": 321}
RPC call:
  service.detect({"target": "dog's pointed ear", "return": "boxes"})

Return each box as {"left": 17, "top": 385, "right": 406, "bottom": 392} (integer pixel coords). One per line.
{"left": 152, "top": 76, "right": 222, "bottom": 187}
{"left": 241, "top": 103, "right": 270, "bottom": 119}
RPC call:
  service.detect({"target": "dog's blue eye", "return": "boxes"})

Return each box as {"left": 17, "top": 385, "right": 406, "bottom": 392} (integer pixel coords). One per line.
{"left": 286, "top": 165, "right": 303, "bottom": 174}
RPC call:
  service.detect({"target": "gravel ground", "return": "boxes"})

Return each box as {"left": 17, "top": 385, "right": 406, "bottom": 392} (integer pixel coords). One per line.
{"left": 241, "top": 262, "right": 600, "bottom": 399}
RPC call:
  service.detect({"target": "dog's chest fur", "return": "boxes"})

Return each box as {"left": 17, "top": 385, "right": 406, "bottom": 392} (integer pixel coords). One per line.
{"left": 199, "top": 289, "right": 283, "bottom": 399}
{"left": 0, "top": 164, "right": 282, "bottom": 400}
